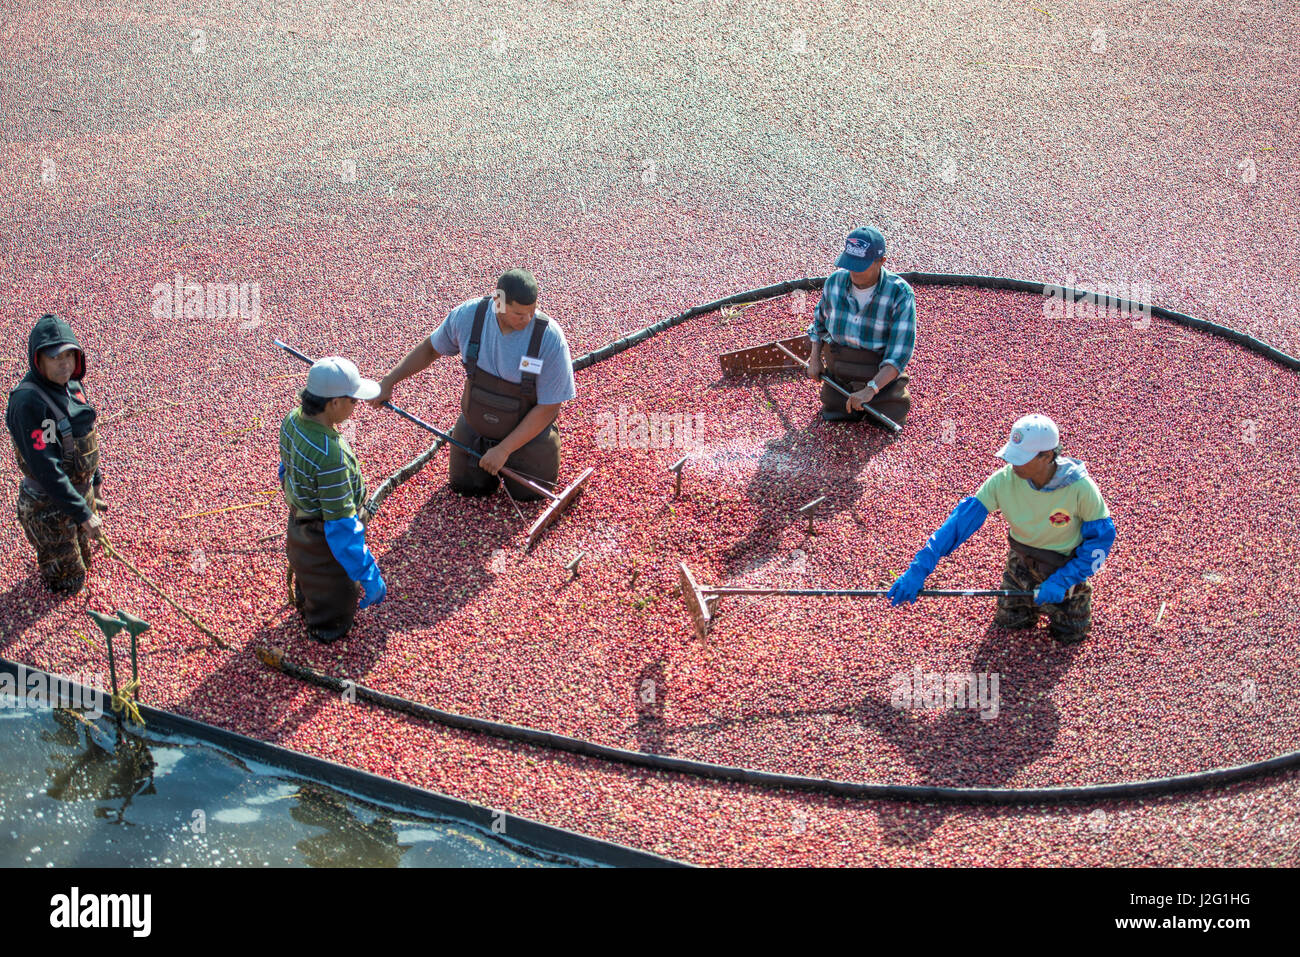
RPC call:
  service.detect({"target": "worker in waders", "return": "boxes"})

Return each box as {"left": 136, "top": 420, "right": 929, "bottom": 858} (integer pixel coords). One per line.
{"left": 807, "top": 226, "right": 917, "bottom": 427}
{"left": 370, "top": 269, "right": 576, "bottom": 500}
{"left": 886, "top": 414, "right": 1116, "bottom": 643}
{"left": 5, "top": 314, "right": 104, "bottom": 594}
{"left": 279, "top": 358, "right": 386, "bottom": 643}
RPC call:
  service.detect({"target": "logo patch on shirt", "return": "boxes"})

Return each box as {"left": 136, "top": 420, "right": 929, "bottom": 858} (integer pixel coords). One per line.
{"left": 31, "top": 419, "right": 57, "bottom": 450}
{"left": 519, "top": 356, "right": 543, "bottom": 374}
{"left": 1049, "top": 510, "right": 1072, "bottom": 526}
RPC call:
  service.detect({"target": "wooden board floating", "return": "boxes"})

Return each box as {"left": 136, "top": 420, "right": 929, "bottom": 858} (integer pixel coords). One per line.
{"left": 678, "top": 562, "right": 713, "bottom": 641}
{"left": 717, "top": 335, "right": 811, "bottom": 377}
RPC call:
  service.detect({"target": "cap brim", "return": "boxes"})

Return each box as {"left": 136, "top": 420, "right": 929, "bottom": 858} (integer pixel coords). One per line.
{"left": 997, "top": 442, "right": 1036, "bottom": 466}
{"left": 836, "top": 253, "right": 871, "bottom": 271}
{"left": 352, "top": 379, "right": 381, "bottom": 401}
{"left": 49, "top": 343, "right": 80, "bottom": 355}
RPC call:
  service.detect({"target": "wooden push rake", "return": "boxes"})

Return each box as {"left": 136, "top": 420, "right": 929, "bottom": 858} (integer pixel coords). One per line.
{"left": 717, "top": 335, "right": 903, "bottom": 434}
{"left": 678, "top": 562, "right": 1032, "bottom": 641}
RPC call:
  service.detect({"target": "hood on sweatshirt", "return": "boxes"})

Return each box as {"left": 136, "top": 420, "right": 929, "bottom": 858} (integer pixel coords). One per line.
{"left": 25, "top": 313, "right": 85, "bottom": 385}
{"left": 1035, "top": 456, "right": 1089, "bottom": 492}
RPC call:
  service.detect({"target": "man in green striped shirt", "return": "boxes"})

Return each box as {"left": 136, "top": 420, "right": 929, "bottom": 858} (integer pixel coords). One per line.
{"left": 278, "top": 357, "right": 386, "bottom": 643}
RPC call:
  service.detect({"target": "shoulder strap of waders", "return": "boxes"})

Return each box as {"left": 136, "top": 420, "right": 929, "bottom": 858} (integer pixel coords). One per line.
{"left": 464, "top": 296, "right": 492, "bottom": 372}
{"left": 520, "top": 316, "right": 549, "bottom": 405}
{"left": 11, "top": 381, "right": 74, "bottom": 448}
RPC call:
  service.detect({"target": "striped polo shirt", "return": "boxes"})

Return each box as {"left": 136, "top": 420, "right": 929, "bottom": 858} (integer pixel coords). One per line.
{"left": 278, "top": 408, "right": 366, "bottom": 521}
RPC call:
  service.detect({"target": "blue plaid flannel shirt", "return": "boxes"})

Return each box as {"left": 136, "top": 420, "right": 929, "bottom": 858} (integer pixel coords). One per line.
{"left": 807, "top": 268, "right": 917, "bottom": 372}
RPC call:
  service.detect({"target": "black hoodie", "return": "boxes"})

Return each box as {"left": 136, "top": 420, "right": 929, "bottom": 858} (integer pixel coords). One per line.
{"left": 5, "top": 314, "right": 98, "bottom": 523}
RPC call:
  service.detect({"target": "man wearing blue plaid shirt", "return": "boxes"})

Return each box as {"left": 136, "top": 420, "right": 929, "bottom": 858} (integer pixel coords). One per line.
{"left": 806, "top": 226, "right": 916, "bottom": 427}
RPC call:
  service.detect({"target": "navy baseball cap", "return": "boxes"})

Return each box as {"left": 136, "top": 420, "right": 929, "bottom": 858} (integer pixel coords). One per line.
{"left": 836, "top": 227, "right": 886, "bottom": 271}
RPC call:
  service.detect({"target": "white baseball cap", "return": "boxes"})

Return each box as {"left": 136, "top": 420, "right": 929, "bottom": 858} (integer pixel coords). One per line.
{"left": 305, "top": 356, "right": 381, "bottom": 401}
{"left": 996, "top": 413, "right": 1060, "bottom": 466}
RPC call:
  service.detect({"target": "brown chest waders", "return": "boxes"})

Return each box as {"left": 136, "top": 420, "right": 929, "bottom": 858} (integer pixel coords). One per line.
{"left": 819, "top": 343, "right": 912, "bottom": 426}
{"left": 10, "top": 381, "right": 100, "bottom": 591}
{"left": 450, "top": 297, "right": 561, "bottom": 501}
{"left": 996, "top": 533, "right": 1093, "bottom": 641}
{"left": 285, "top": 509, "right": 361, "bottom": 643}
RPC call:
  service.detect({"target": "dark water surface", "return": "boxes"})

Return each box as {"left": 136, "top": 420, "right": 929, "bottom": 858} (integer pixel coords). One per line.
{"left": 0, "top": 697, "right": 589, "bottom": 867}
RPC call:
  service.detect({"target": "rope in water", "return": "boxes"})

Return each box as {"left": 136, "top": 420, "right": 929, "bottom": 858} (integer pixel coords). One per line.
{"left": 265, "top": 273, "right": 1300, "bottom": 804}
{"left": 98, "top": 533, "right": 227, "bottom": 648}
{"left": 110, "top": 678, "right": 145, "bottom": 727}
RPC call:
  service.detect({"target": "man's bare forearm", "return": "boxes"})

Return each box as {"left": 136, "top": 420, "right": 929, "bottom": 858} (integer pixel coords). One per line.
{"left": 873, "top": 363, "right": 899, "bottom": 389}
{"left": 498, "top": 403, "right": 560, "bottom": 456}
{"left": 381, "top": 338, "right": 439, "bottom": 389}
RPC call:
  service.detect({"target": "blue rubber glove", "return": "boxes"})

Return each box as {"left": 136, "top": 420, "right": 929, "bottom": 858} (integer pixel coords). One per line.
{"left": 888, "top": 497, "right": 989, "bottom": 606}
{"left": 1034, "top": 579, "right": 1068, "bottom": 605}
{"left": 358, "top": 565, "right": 387, "bottom": 609}
{"left": 323, "top": 516, "right": 385, "bottom": 609}
{"left": 277, "top": 461, "right": 285, "bottom": 483}
{"left": 888, "top": 565, "right": 930, "bottom": 606}
{"left": 1036, "top": 517, "right": 1117, "bottom": 604}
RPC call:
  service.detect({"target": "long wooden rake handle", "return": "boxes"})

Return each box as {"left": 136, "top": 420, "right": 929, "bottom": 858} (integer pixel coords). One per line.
{"left": 705, "top": 587, "right": 1034, "bottom": 598}
{"left": 680, "top": 562, "right": 1033, "bottom": 642}
{"left": 273, "top": 339, "right": 555, "bottom": 500}
{"left": 774, "top": 341, "right": 902, "bottom": 434}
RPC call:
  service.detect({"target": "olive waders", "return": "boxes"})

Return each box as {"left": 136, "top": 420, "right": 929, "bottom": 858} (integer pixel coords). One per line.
{"left": 996, "top": 533, "right": 1093, "bottom": 643}
{"left": 450, "top": 297, "right": 561, "bottom": 501}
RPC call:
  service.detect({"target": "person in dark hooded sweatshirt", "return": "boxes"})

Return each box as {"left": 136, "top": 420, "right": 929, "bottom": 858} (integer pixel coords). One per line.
{"left": 5, "top": 314, "right": 104, "bottom": 593}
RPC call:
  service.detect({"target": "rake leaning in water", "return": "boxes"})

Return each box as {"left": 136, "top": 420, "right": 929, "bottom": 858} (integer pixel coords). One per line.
{"left": 716, "top": 335, "right": 902, "bottom": 434}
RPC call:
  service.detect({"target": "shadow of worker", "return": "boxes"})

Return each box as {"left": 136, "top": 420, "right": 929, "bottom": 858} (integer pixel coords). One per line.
{"left": 176, "top": 471, "right": 512, "bottom": 757}
{"left": 854, "top": 623, "right": 1082, "bottom": 846}
{"left": 714, "top": 378, "right": 894, "bottom": 579}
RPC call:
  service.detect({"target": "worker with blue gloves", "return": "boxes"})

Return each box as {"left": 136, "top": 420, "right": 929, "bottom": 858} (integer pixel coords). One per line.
{"left": 278, "top": 357, "right": 386, "bottom": 643}
{"left": 887, "top": 414, "right": 1115, "bottom": 643}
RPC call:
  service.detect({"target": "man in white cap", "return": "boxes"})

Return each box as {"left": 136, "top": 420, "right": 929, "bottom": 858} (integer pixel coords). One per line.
{"left": 278, "top": 357, "right": 387, "bottom": 643}
{"left": 807, "top": 226, "right": 917, "bottom": 426}
{"left": 886, "top": 414, "right": 1116, "bottom": 643}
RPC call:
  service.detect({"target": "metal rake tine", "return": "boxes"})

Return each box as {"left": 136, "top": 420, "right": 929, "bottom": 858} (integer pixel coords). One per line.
{"left": 500, "top": 478, "right": 527, "bottom": 523}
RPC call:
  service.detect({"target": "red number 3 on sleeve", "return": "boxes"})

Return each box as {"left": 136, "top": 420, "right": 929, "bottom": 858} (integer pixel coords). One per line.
{"left": 30, "top": 429, "right": 46, "bottom": 451}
